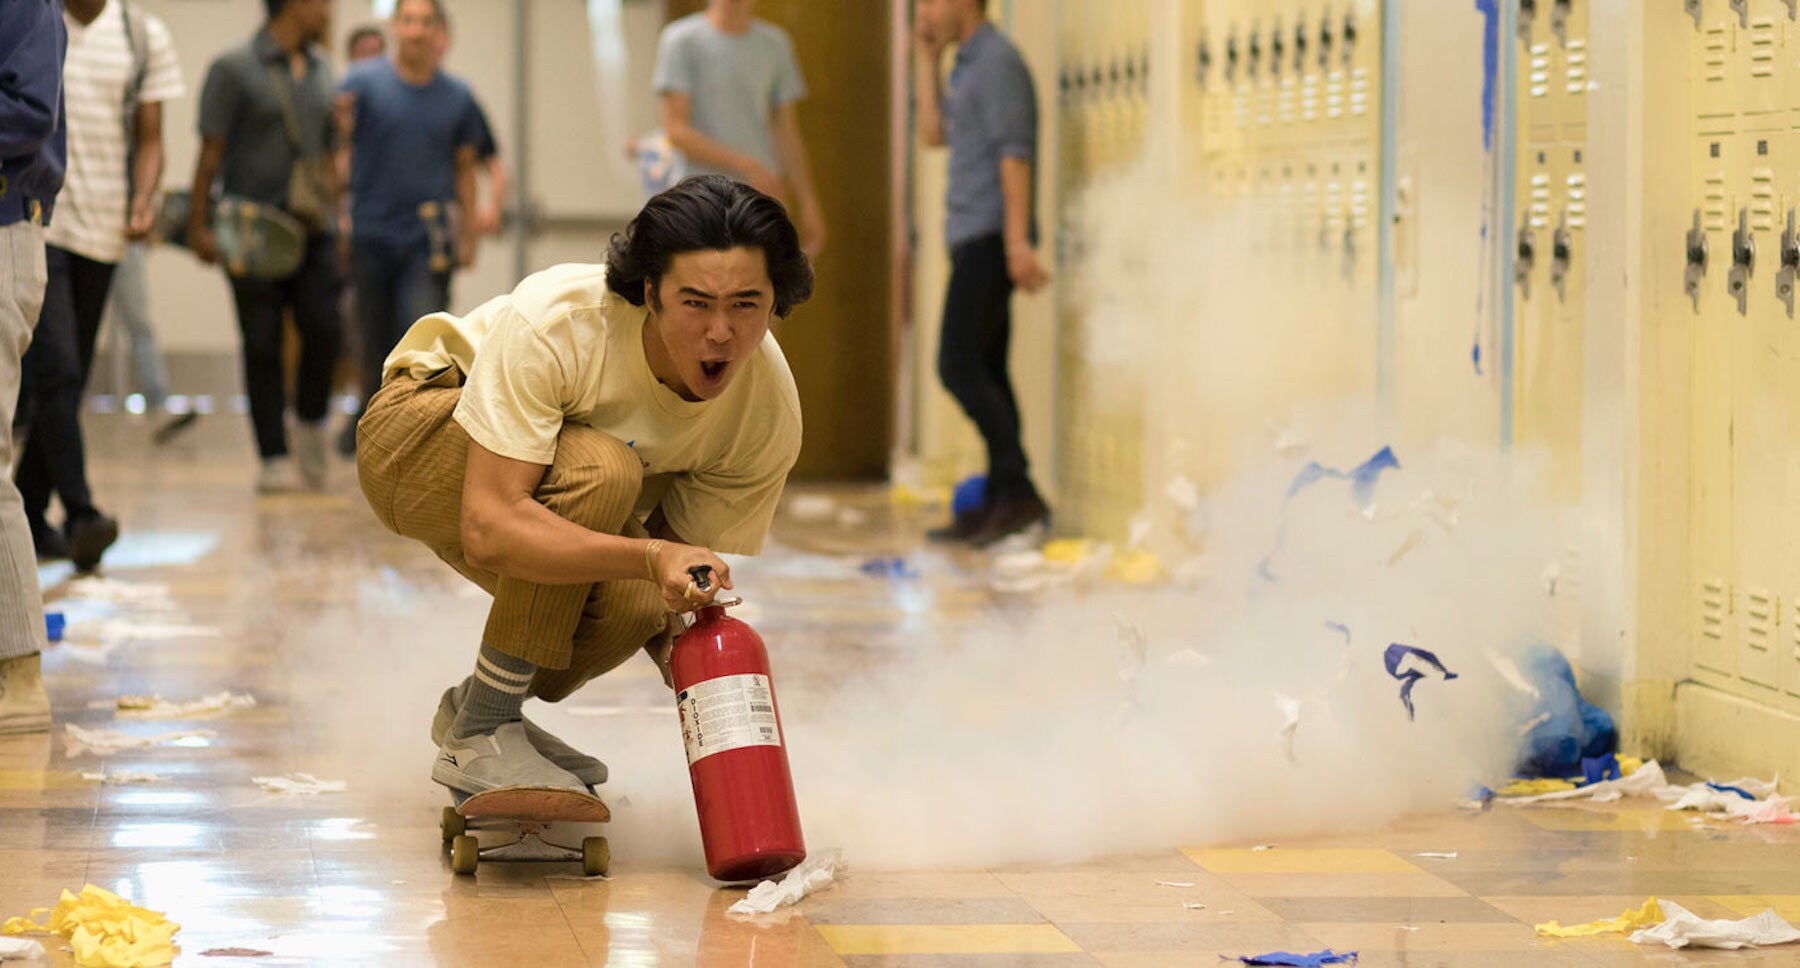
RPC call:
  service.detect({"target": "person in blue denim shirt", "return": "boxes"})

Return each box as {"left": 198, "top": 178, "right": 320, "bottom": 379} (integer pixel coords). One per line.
{"left": 0, "top": 0, "right": 68, "bottom": 734}
{"left": 915, "top": 0, "right": 1051, "bottom": 547}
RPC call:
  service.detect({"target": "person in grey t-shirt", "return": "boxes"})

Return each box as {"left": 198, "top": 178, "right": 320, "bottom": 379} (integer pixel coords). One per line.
{"left": 651, "top": 0, "right": 825, "bottom": 257}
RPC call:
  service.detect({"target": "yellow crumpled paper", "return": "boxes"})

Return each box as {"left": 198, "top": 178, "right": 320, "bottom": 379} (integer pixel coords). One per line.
{"left": 888, "top": 484, "right": 949, "bottom": 509}
{"left": 1040, "top": 539, "right": 1092, "bottom": 564}
{"left": 1499, "top": 754, "right": 1649, "bottom": 797}
{"left": 3, "top": 884, "right": 180, "bottom": 967}
{"left": 1106, "top": 550, "right": 1163, "bottom": 584}
{"left": 1499, "top": 777, "right": 1578, "bottom": 797}
{"left": 1535, "top": 897, "right": 1663, "bottom": 938}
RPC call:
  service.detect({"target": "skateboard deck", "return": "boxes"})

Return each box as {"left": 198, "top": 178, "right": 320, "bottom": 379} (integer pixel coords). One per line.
{"left": 156, "top": 191, "right": 307, "bottom": 281}
{"left": 441, "top": 785, "right": 610, "bottom": 877}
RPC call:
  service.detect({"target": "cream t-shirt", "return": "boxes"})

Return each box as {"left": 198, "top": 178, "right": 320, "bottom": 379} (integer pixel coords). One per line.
{"left": 384, "top": 263, "right": 802, "bottom": 555}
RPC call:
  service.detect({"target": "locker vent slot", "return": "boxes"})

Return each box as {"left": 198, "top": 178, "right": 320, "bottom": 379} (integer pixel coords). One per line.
{"left": 1749, "top": 18, "right": 1779, "bottom": 78}
{"left": 1529, "top": 43, "right": 1552, "bottom": 99}
{"left": 1700, "top": 578, "right": 1730, "bottom": 643}
{"left": 1564, "top": 39, "right": 1588, "bottom": 94}
{"left": 1530, "top": 172, "right": 1553, "bottom": 230}
{"left": 1701, "top": 170, "right": 1729, "bottom": 232}
{"left": 1744, "top": 589, "right": 1776, "bottom": 651}
{"left": 1565, "top": 172, "right": 1588, "bottom": 229}
{"left": 1751, "top": 167, "right": 1777, "bottom": 231}
{"left": 1702, "top": 25, "right": 1730, "bottom": 83}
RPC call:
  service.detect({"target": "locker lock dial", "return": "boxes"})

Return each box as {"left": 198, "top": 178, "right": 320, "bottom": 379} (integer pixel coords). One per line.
{"left": 1684, "top": 210, "right": 1708, "bottom": 310}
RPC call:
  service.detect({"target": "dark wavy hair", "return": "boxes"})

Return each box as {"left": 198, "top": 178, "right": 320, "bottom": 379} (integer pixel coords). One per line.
{"left": 605, "top": 175, "right": 814, "bottom": 318}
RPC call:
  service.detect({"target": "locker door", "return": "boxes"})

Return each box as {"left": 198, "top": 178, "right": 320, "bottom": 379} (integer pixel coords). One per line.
{"left": 1730, "top": 129, "right": 1785, "bottom": 693}
{"left": 1739, "top": 0, "right": 1786, "bottom": 120}
{"left": 1552, "top": 0, "right": 1590, "bottom": 137}
{"left": 1691, "top": 129, "right": 1739, "bottom": 681}
{"left": 1694, "top": 1, "right": 1737, "bottom": 122}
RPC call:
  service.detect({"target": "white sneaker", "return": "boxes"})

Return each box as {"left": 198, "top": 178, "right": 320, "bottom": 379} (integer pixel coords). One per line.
{"left": 432, "top": 721, "right": 587, "bottom": 795}
{"left": 257, "top": 457, "right": 301, "bottom": 494}
{"left": 293, "top": 422, "right": 327, "bottom": 491}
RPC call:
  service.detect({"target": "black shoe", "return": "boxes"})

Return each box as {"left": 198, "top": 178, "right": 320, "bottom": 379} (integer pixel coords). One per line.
{"left": 336, "top": 418, "right": 358, "bottom": 458}
{"left": 152, "top": 412, "right": 198, "bottom": 445}
{"left": 66, "top": 513, "right": 119, "bottom": 574}
{"left": 927, "top": 505, "right": 990, "bottom": 543}
{"left": 31, "top": 521, "right": 68, "bottom": 561}
{"left": 969, "top": 493, "right": 1051, "bottom": 549}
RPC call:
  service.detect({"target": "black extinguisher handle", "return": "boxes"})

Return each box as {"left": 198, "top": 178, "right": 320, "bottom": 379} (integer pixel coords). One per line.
{"left": 688, "top": 564, "right": 713, "bottom": 592}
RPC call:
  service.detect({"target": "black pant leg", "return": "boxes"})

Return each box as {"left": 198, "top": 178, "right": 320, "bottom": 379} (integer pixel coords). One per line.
{"left": 229, "top": 273, "right": 290, "bottom": 459}
{"left": 287, "top": 236, "right": 343, "bottom": 426}
{"left": 936, "top": 235, "right": 1030, "bottom": 498}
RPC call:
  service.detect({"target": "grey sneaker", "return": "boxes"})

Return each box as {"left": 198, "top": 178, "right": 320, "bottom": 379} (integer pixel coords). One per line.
{"left": 431, "top": 721, "right": 587, "bottom": 795}
{"left": 257, "top": 457, "right": 300, "bottom": 494}
{"left": 293, "top": 421, "right": 327, "bottom": 491}
{"left": 0, "top": 653, "right": 52, "bottom": 736}
{"left": 433, "top": 683, "right": 607, "bottom": 786}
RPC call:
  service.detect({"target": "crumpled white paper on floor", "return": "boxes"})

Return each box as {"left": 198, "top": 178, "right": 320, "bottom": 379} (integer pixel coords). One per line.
{"left": 0, "top": 937, "right": 44, "bottom": 963}
{"left": 727, "top": 849, "right": 841, "bottom": 916}
{"left": 63, "top": 724, "right": 216, "bottom": 756}
{"left": 251, "top": 774, "right": 347, "bottom": 795}
{"left": 81, "top": 771, "right": 164, "bottom": 786}
{"left": 1629, "top": 900, "right": 1800, "bottom": 949}
{"left": 106, "top": 692, "right": 257, "bottom": 720}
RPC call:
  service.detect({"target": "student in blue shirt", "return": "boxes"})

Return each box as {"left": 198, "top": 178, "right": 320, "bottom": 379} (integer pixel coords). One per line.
{"left": 338, "top": 0, "right": 496, "bottom": 454}
{"left": 0, "top": 0, "right": 68, "bottom": 734}
{"left": 915, "top": 0, "right": 1052, "bottom": 546}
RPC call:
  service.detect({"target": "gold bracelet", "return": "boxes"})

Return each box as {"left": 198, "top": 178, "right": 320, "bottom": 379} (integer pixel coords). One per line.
{"left": 644, "top": 539, "right": 665, "bottom": 582}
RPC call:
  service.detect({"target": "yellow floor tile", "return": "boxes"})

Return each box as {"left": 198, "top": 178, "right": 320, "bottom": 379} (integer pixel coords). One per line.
{"left": 1709, "top": 895, "right": 1800, "bottom": 920}
{"left": 1181, "top": 847, "right": 1421, "bottom": 874}
{"left": 814, "top": 923, "right": 1082, "bottom": 955}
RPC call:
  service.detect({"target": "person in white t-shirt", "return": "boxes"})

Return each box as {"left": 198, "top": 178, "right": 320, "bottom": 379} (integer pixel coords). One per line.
{"left": 355, "top": 176, "right": 811, "bottom": 794}
{"left": 16, "top": 0, "right": 182, "bottom": 573}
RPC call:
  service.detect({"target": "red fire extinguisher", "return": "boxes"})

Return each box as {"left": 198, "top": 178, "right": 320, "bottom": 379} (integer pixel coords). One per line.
{"left": 673, "top": 565, "right": 806, "bottom": 882}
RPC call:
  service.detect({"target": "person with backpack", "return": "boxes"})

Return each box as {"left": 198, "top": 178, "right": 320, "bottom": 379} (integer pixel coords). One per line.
{"left": 16, "top": 0, "right": 183, "bottom": 572}
{"left": 189, "top": 0, "right": 340, "bottom": 494}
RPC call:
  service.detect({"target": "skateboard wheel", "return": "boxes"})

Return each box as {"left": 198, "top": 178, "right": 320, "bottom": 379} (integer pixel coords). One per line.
{"left": 582, "top": 837, "right": 610, "bottom": 877}
{"left": 451, "top": 835, "right": 480, "bottom": 875}
{"left": 441, "top": 807, "right": 464, "bottom": 844}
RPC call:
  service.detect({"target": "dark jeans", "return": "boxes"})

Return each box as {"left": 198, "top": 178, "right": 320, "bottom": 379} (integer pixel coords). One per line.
{"left": 351, "top": 237, "right": 450, "bottom": 410}
{"left": 937, "top": 233, "right": 1032, "bottom": 501}
{"left": 228, "top": 235, "right": 342, "bottom": 459}
{"left": 16, "top": 244, "right": 114, "bottom": 531}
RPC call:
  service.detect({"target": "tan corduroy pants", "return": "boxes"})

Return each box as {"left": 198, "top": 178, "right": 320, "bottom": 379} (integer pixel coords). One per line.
{"left": 356, "top": 369, "right": 669, "bottom": 701}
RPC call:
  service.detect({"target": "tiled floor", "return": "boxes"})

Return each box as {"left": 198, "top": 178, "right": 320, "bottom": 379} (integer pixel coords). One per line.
{"left": 2, "top": 415, "right": 1797, "bottom": 966}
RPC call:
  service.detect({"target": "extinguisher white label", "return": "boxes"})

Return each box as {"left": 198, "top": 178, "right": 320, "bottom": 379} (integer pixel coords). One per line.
{"left": 677, "top": 673, "right": 782, "bottom": 765}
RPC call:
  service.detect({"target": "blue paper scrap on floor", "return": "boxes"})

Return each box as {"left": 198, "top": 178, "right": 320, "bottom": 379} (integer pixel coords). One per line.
{"left": 1231, "top": 950, "right": 1358, "bottom": 967}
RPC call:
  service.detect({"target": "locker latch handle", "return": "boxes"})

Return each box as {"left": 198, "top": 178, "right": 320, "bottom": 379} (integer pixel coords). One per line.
{"left": 1550, "top": 0, "right": 1572, "bottom": 44}
{"left": 1226, "top": 32, "right": 1240, "bottom": 82}
{"left": 1248, "top": 28, "right": 1263, "bottom": 78}
{"left": 1684, "top": 210, "right": 1708, "bottom": 310}
{"left": 1318, "top": 21, "right": 1333, "bottom": 70}
{"left": 1515, "top": 223, "right": 1537, "bottom": 289}
{"left": 1780, "top": 213, "right": 1800, "bottom": 274}
{"left": 1342, "top": 11, "right": 1358, "bottom": 67}
{"left": 1732, "top": 211, "right": 1755, "bottom": 278}
{"left": 1685, "top": 0, "right": 1702, "bottom": 29}
{"left": 1550, "top": 220, "right": 1573, "bottom": 299}
{"left": 1197, "top": 37, "right": 1212, "bottom": 87}
{"left": 1294, "top": 21, "right": 1308, "bottom": 73}
{"left": 1730, "top": 0, "right": 1751, "bottom": 29}
{"left": 1519, "top": 0, "right": 1537, "bottom": 42}
{"left": 1270, "top": 23, "right": 1285, "bottom": 78}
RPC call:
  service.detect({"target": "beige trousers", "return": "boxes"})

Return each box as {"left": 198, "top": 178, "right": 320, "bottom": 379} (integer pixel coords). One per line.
{"left": 0, "top": 220, "right": 48, "bottom": 661}
{"left": 356, "top": 369, "right": 669, "bottom": 701}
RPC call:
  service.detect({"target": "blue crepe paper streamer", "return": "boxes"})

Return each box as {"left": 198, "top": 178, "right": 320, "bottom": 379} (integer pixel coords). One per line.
{"left": 1581, "top": 754, "right": 1621, "bottom": 786}
{"left": 1707, "top": 782, "right": 1757, "bottom": 801}
{"left": 1383, "top": 644, "right": 1459, "bottom": 721}
{"left": 1258, "top": 448, "right": 1401, "bottom": 582}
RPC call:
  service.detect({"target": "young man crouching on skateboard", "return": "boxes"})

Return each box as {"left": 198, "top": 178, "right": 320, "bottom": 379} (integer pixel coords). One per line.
{"left": 357, "top": 175, "right": 809, "bottom": 794}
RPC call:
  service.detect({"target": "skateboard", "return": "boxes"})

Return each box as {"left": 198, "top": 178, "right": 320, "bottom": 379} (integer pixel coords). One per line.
{"left": 440, "top": 785, "right": 611, "bottom": 877}
{"left": 156, "top": 191, "right": 306, "bottom": 281}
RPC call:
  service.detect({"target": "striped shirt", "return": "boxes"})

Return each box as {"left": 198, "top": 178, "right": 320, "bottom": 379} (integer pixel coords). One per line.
{"left": 45, "top": 0, "right": 184, "bottom": 265}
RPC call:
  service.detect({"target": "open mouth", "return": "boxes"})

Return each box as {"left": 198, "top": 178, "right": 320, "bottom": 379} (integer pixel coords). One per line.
{"left": 701, "top": 360, "right": 729, "bottom": 380}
